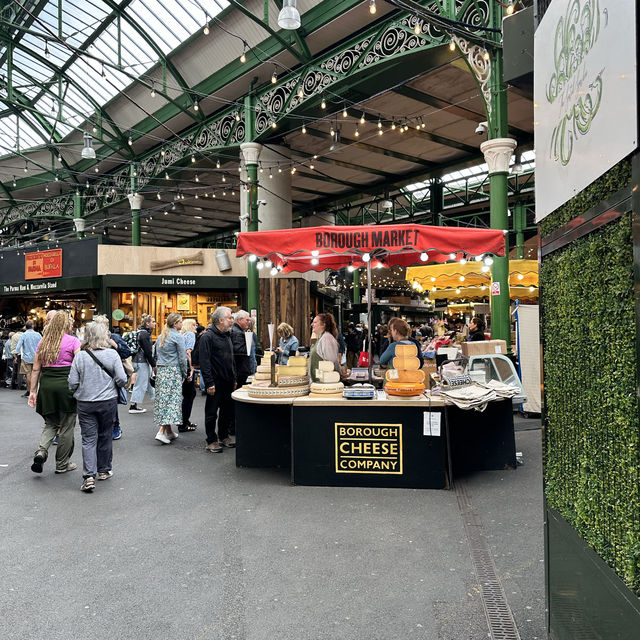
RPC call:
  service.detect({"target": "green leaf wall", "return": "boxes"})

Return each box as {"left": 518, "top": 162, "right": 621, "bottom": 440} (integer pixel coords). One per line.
{"left": 541, "top": 161, "right": 640, "bottom": 595}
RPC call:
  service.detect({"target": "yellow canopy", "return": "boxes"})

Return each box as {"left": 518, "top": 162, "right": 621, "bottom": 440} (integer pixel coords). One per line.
{"left": 407, "top": 259, "right": 538, "bottom": 301}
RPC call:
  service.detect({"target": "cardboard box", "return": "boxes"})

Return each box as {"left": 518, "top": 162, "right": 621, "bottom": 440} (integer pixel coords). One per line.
{"left": 461, "top": 339, "right": 508, "bottom": 357}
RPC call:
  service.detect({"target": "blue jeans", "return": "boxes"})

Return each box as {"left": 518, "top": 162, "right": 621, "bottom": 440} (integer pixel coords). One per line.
{"left": 131, "top": 362, "right": 155, "bottom": 404}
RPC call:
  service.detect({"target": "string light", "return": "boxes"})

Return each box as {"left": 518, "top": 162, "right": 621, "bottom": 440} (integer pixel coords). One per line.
{"left": 203, "top": 16, "right": 210, "bottom": 35}
{"left": 240, "top": 41, "right": 247, "bottom": 63}
{"left": 191, "top": 154, "right": 196, "bottom": 163}
{"left": 449, "top": 38, "right": 456, "bottom": 51}
{"left": 506, "top": 1, "right": 515, "bottom": 15}
{"left": 216, "top": 158, "right": 221, "bottom": 168}
{"left": 483, "top": 49, "right": 490, "bottom": 61}
{"left": 128, "top": 134, "right": 133, "bottom": 145}
{"left": 193, "top": 99, "right": 199, "bottom": 112}
{"left": 369, "top": 0, "right": 376, "bottom": 14}
{"left": 321, "top": 95, "right": 326, "bottom": 109}
{"left": 302, "top": 125, "right": 307, "bottom": 134}
{"left": 271, "top": 67, "right": 278, "bottom": 84}
{"left": 343, "top": 104, "right": 348, "bottom": 118}
{"left": 298, "top": 86, "right": 304, "bottom": 99}
{"left": 413, "top": 20, "right": 421, "bottom": 35}
{"left": 354, "top": 125, "right": 360, "bottom": 137}
{"left": 12, "top": 176, "right": 16, "bottom": 187}
{"left": 195, "top": 173, "right": 200, "bottom": 182}
{"left": 235, "top": 113, "right": 241, "bottom": 122}
{"left": 360, "top": 112, "right": 366, "bottom": 124}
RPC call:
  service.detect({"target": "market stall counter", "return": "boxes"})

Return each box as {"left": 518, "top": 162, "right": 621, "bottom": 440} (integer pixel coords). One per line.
{"left": 232, "top": 389, "right": 518, "bottom": 490}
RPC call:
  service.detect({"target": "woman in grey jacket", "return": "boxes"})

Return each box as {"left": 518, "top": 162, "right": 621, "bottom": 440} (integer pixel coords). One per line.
{"left": 69, "top": 322, "right": 127, "bottom": 492}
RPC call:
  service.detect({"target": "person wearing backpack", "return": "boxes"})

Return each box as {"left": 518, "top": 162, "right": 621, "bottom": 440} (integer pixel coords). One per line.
{"left": 129, "top": 314, "right": 156, "bottom": 413}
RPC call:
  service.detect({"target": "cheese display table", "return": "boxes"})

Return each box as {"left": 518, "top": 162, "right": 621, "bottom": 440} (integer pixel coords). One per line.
{"left": 231, "top": 390, "right": 517, "bottom": 490}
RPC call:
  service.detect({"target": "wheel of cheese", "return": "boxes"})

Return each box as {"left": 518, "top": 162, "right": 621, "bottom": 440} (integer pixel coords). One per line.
{"left": 287, "top": 356, "right": 308, "bottom": 367}
{"left": 254, "top": 372, "right": 273, "bottom": 380}
{"left": 392, "top": 356, "right": 420, "bottom": 370}
{"left": 317, "top": 361, "right": 335, "bottom": 372}
{"left": 247, "top": 385, "right": 309, "bottom": 398}
{"left": 277, "top": 375, "right": 310, "bottom": 387}
{"left": 308, "top": 392, "right": 344, "bottom": 399}
{"left": 385, "top": 381, "right": 425, "bottom": 397}
{"left": 385, "top": 369, "right": 425, "bottom": 383}
{"left": 395, "top": 343, "right": 418, "bottom": 357}
{"left": 310, "top": 382, "right": 344, "bottom": 393}
{"left": 256, "top": 364, "right": 272, "bottom": 374}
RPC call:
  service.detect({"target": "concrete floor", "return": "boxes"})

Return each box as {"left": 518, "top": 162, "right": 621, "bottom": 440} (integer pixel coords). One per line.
{"left": 0, "top": 388, "right": 546, "bottom": 640}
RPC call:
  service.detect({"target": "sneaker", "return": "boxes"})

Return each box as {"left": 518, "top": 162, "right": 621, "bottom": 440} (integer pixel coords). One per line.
{"left": 155, "top": 432, "right": 171, "bottom": 445}
{"left": 30, "top": 449, "right": 47, "bottom": 473}
{"left": 167, "top": 430, "right": 178, "bottom": 441}
{"left": 128, "top": 404, "right": 146, "bottom": 413}
{"left": 112, "top": 427, "right": 122, "bottom": 440}
{"left": 221, "top": 437, "right": 236, "bottom": 449}
{"left": 80, "top": 477, "right": 95, "bottom": 492}
{"left": 205, "top": 441, "right": 223, "bottom": 453}
{"left": 55, "top": 462, "right": 77, "bottom": 474}
{"left": 52, "top": 434, "right": 59, "bottom": 445}
{"left": 97, "top": 471, "right": 113, "bottom": 481}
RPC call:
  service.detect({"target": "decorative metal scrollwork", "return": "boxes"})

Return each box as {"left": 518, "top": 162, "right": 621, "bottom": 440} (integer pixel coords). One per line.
{"left": 322, "top": 38, "right": 372, "bottom": 75}
{"left": 452, "top": 34, "right": 492, "bottom": 120}
{"left": 456, "top": 0, "right": 490, "bottom": 30}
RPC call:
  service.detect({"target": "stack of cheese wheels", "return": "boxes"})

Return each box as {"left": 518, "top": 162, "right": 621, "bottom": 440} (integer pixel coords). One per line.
{"left": 247, "top": 352, "right": 310, "bottom": 398}
{"left": 385, "top": 343, "right": 426, "bottom": 397}
{"left": 309, "top": 360, "right": 344, "bottom": 399}
{"left": 276, "top": 355, "right": 310, "bottom": 388}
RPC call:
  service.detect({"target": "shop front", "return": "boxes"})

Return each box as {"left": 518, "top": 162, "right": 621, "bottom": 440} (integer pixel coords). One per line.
{"left": 0, "top": 239, "right": 247, "bottom": 334}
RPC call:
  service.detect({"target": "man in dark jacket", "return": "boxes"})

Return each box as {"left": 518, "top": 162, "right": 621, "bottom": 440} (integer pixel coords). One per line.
{"left": 230, "top": 310, "right": 252, "bottom": 388}
{"left": 199, "top": 306, "right": 236, "bottom": 453}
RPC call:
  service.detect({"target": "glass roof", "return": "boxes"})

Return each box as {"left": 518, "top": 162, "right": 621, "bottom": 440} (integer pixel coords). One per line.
{"left": 404, "top": 150, "right": 536, "bottom": 200}
{"left": 0, "top": 0, "right": 229, "bottom": 152}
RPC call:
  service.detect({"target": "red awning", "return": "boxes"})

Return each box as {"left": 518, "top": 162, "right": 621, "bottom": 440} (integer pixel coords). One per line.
{"left": 236, "top": 224, "right": 506, "bottom": 273}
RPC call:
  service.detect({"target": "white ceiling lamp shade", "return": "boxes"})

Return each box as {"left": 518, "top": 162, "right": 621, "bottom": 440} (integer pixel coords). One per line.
{"left": 278, "top": 0, "right": 301, "bottom": 30}
{"left": 81, "top": 132, "right": 96, "bottom": 159}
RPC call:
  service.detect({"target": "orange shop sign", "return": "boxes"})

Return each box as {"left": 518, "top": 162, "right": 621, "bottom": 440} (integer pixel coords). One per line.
{"left": 24, "top": 249, "right": 62, "bottom": 280}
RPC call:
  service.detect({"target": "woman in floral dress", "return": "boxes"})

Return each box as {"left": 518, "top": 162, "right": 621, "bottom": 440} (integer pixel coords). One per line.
{"left": 153, "top": 313, "right": 188, "bottom": 444}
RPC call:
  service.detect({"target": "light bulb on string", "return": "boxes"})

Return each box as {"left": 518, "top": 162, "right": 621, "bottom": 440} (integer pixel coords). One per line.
{"left": 506, "top": 1, "right": 515, "bottom": 15}
{"left": 248, "top": 254, "right": 257, "bottom": 262}
{"left": 360, "top": 113, "right": 365, "bottom": 124}
{"left": 240, "top": 42, "right": 247, "bottom": 63}
{"left": 301, "top": 125, "right": 307, "bottom": 134}
{"left": 203, "top": 14, "right": 210, "bottom": 34}
{"left": 343, "top": 104, "right": 348, "bottom": 118}
{"left": 321, "top": 95, "right": 326, "bottom": 109}
{"left": 216, "top": 158, "right": 221, "bottom": 168}
{"left": 354, "top": 125, "right": 360, "bottom": 137}
{"left": 362, "top": 253, "right": 370, "bottom": 262}
{"left": 235, "top": 113, "right": 241, "bottom": 122}
{"left": 298, "top": 87, "right": 304, "bottom": 99}
{"left": 449, "top": 38, "right": 456, "bottom": 51}
{"left": 369, "top": 0, "right": 376, "bottom": 14}
{"left": 271, "top": 67, "right": 278, "bottom": 84}
{"left": 483, "top": 255, "right": 493, "bottom": 266}
{"left": 414, "top": 20, "right": 421, "bottom": 35}
{"left": 193, "top": 99, "right": 199, "bottom": 112}
{"left": 420, "top": 252, "right": 428, "bottom": 261}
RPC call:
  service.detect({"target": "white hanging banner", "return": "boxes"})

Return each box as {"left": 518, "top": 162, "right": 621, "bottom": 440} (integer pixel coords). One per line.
{"left": 534, "top": 0, "right": 637, "bottom": 222}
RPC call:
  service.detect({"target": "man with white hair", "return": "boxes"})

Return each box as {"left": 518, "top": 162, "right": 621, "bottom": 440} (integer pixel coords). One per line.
{"left": 230, "top": 309, "right": 252, "bottom": 390}
{"left": 199, "top": 306, "right": 236, "bottom": 453}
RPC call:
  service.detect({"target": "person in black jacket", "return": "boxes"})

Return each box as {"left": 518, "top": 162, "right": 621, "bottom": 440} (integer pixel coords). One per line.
{"left": 467, "top": 316, "right": 487, "bottom": 342}
{"left": 199, "top": 306, "right": 236, "bottom": 453}
{"left": 129, "top": 314, "right": 157, "bottom": 413}
{"left": 230, "top": 310, "right": 252, "bottom": 388}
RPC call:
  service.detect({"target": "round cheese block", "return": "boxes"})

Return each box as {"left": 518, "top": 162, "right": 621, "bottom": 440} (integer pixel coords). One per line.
{"left": 395, "top": 343, "right": 418, "bottom": 357}
{"left": 385, "top": 369, "right": 425, "bottom": 383}
{"left": 310, "top": 382, "right": 345, "bottom": 393}
{"left": 392, "top": 356, "right": 420, "bottom": 370}
{"left": 308, "top": 392, "right": 344, "bottom": 399}
{"left": 254, "top": 372, "right": 272, "bottom": 380}
{"left": 256, "top": 364, "right": 272, "bottom": 374}
{"left": 247, "top": 385, "right": 310, "bottom": 398}
{"left": 278, "top": 375, "right": 310, "bottom": 387}
{"left": 385, "top": 381, "right": 425, "bottom": 397}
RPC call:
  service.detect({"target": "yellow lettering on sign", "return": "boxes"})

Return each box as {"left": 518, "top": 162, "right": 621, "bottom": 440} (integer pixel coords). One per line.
{"left": 334, "top": 422, "right": 403, "bottom": 475}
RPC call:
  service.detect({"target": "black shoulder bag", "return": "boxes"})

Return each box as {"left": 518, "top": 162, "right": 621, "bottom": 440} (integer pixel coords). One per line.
{"left": 85, "top": 349, "right": 128, "bottom": 405}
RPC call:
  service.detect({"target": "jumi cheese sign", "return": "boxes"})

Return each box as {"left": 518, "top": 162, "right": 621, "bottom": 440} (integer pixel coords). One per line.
{"left": 335, "top": 423, "right": 403, "bottom": 474}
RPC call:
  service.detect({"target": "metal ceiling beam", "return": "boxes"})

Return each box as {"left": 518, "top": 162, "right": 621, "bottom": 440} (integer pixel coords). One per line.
{"left": 302, "top": 127, "right": 435, "bottom": 168}
{"left": 392, "top": 86, "right": 530, "bottom": 139}
{"left": 289, "top": 147, "right": 397, "bottom": 179}
{"left": 0, "top": 0, "right": 49, "bottom": 67}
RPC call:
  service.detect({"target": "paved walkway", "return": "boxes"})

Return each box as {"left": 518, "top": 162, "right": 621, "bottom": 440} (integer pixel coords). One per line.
{"left": 0, "top": 388, "right": 545, "bottom": 640}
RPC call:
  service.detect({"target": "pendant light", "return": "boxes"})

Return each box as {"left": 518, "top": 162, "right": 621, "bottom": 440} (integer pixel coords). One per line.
{"left": 278, "top": 0, "right": 301, "bottom": 30}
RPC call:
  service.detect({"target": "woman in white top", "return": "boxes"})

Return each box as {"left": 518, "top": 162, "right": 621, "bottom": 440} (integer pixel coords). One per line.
{"left": 309, "top": 313, "right": 341, "bottom": 382}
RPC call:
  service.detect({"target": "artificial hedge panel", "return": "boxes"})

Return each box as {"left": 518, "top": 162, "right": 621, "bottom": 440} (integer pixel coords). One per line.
{"left": 539, "top": 159, "right": 632, "bottom": 236}
{"left": 542, "top": 211, "right": 640, "bottom": 595}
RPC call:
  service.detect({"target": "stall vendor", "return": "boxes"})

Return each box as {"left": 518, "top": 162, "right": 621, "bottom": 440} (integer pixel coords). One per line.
{"left": 276, "top": 323, "right": 299, "bottom": 365}
{"left": 379, "top": 318, "right": 424, "bottom": 368}
{"left": 309, "top": 313, "right": 341, "bottom": 381}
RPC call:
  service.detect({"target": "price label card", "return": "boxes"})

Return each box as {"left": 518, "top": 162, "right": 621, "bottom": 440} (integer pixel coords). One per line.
{"left": 423, "top": 411, "right": 441, "bottom": 436}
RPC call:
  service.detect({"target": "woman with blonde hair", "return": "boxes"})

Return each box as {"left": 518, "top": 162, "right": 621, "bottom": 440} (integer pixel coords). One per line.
{"left": 28, "top": 311, "right": 80, "bottom": 474}
{"left": 178, "top": 318, "right": 198, "bottom": 432}
{"left": 69, "top": 322, "right": 126, "bottom": 492}
{"left": 276, "top": 322, "right": 299, "bottom": 365}
{"left": 153, "top": 313, "right": 188, "bottom": 444}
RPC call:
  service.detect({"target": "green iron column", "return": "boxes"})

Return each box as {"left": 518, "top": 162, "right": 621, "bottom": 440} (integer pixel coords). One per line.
{"left": 127, "top": 164, "right": 141, "bottom": 246}
{"left": 514, "top": 202, "right": 525, "bottom": 259}
{"left": 241, "top": 92, "right": 262, "bottom": 338}
{"left": 479, "top": 17, "right": 516, "bottom": 350}
{"left": 73, "top": 191, "right": 85, "bottom": 239}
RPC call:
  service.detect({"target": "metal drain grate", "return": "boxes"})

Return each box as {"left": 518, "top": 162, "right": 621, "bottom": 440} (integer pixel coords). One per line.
{"left": 456, "top": 479, "right": 522, "bottom": 640}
